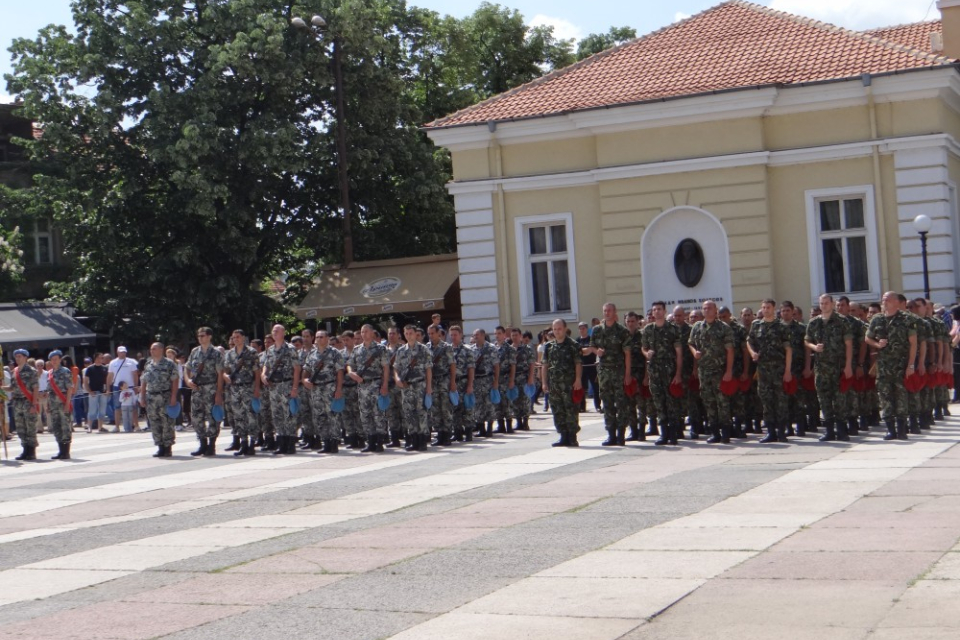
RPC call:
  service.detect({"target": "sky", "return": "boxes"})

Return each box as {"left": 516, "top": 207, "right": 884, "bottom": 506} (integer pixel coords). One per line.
{"left": 0, "top": 0, "right": 940, "bottom": 102}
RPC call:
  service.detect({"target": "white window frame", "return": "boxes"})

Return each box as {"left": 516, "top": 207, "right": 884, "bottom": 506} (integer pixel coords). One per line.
{"left": 804, "top": 185, "right": 880, "bottom": 305}
{"left": 514, "top": 212, "right": 579, "bottom": 326}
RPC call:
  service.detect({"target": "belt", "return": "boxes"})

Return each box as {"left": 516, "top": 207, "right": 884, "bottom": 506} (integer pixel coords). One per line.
{"left": 148, "top": 391, "right": 168, "bottom": 397}
{"left": 194, "top": 381, "right": 218, "bottom": 386}
{"left": 361, "top": 378, "right": 381, "bottom": 384}
{"left": 475, "top": 373, "right": 492, "bottom": 379}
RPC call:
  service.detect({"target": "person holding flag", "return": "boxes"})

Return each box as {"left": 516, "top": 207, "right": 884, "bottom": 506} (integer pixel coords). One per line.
{"left": 10, "top": 349, "right": 41, "bottom": 461}
{"left": 45, "top": 350, "right": 76, "bottom": 460}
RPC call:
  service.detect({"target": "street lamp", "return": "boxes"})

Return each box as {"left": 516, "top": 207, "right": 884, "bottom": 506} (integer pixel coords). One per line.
{"left": 913, "top": 214, "right": 932, "bottom": 299}
{"left": 292, "top": 14, "right": 354, "bottom": 267}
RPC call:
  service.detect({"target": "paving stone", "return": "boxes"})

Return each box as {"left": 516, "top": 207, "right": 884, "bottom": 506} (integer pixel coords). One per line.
{"left": 722, "top": 550, "right": 941, "bottom": 581}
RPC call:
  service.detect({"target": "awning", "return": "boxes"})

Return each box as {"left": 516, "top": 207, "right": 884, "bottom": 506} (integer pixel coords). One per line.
{"left": 296, "top": 254, "right": 460, "bottom": 319}
{"left": 0, "top": 304, "right": 96, "bottom": 349}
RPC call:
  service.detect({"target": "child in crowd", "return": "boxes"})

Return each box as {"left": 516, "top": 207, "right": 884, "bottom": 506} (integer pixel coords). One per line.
{"left": 119, "top": 381, "right": 137, "bottom": 433}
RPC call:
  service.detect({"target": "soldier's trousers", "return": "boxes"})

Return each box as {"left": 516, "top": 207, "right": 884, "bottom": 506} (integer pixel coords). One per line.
{"left": 879, "top": 376, "right": 908, "bottom": 421}
{"left": 11, "top": 400, "right": 38, "bottom": 447}
{"left": 473, "top": 375, "right": 495, "bottom": 423}
{"left": 147, "top": 394, "right": 176, "bottom": 447}
{"left": 549, "top": 378, "right": 579, "bottom": 435}
{"left": 342, "top": 384, "right": 360, "bottom": 437}
{"left": 383, "top": 385, "right": 402, "bottom": 433}
{"left": 814, "top": 365, "right": 842, "bottom": 422}
{"left": 298, "top": 388, "right": 315, "bottom": 438}
{"left": 430, "top": 379, "right": 455, "bottom": 435}
{"left": 259, "top": 390, "right": 274, "bottom": 436}
{"left": 757, "top": 364, "right": 788, "bottom": 427}
{"left": 226, "top": 383, "right": 257, "bottom": 438}
{"left": 698, "top": 370, "right": 730, "bottom": 428}
{"left": 513, "top": 385, "right": 531, "bottom": 420}
{"left": 401, "top": 380, "right": 429, "bottom": 436}
{"left": 452, "top": 377, "right": 474, "bottom": 432}
{"left": 267, "top": 381, "right": 296, "bottom": 437}
{"left": 308, "top": 382, "right": 340, "bottom": 441}
{"left": 648, "top": 365, "right": 681, "bottom": 427}
{"left": 49, "top": 404, "right": 72, "bottom": 445}
{"left": 358, "top": 380, "right": 387, "bottom": 438}
{"left": 496, "top": 381, "right": 514, "bottom": 420}
{"left": 841, "top": 387, "right": 859, "bottom": 420}
{"left": 598, "top": 366, "right": 628, "bottom": 430}
{"left": 191, "top": 384, "right": 221, "bottom": 440}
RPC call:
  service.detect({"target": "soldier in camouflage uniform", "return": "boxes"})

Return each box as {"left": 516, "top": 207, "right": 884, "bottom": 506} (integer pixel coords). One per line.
{"left": 511, "top": 328, "right": 536, "bottom": 431}
{"left": 624, "top": 312, "right": 646, "bottom": 441}
{"left": 779, "top": 302, "right": 808, "bottom": 437}
{"left": 223, "top": 329, "right": 261, "bottom": 456}
{"left": 689, "top": 301, "right": 735, "bottom": 443}
{"left": 295, "top": 330, "right": 317, "bottom": 449}
{"left": 849, "top": 303, "right": 873, "bottom": 431}
{"left": 748, "top": 299, "right": 793, "bottom": 443}
{"left": 139, "top": 342, "right": 180, "bottom": 458}
{"left": 932, "top": 303, "right": 952, "bottom": 419}
{"left": 339, "top": 330, "right": 363, "bottom": 449}
{"left": 428, "top": 325, "right": 457, "bottom": 446}
{"left": 383, "top": 327, "right": 405, "bottom": 448}
{"left": 805, "top": 294, "right": 853, "bottom": 441}
{"left": 590, "top": 303, "right": 632, "bottom": 446}
{"left": 10, "top": 350, "right": 40, "bottom": 461}
{"left": 643, "top": 302, "right": 683, "bottom": 445}
{"left": 259, "top": 324, "right": 301, "bottom": 455}
{"left": 254, "top": 338, "right": 276, "bottom": 450}
{"left": 494, "top": 326, "right": 517, "bottom": 433}
{"left": 302, "top": 330, "right": 345, "bottom": 454}
{"left": 470, "top": 329, "right": 500, "bottom": 438}
{"left": 740, "top": 307, "right": 764, "bottom": 433}
{"left": 544, "top": 318, "right": 582, "bottom": 447}
{"left": 394, "top": 325, "right": 434, "bottom": 452}
{"left": 836, "top": 298, "right": 865, "bottom": 436}
{"left": 719, "top": 307, "right": 751, "bottom": 439}
{"left": 865, "top": 292, "right": 917, "bottom": 440}
{"left": 45, "top": 351, "right": 75, "bottom": 460}
{"left": 449, "top": 326, "right": 476, "bottom": 442}
{"left": 673, "top": 306, "right": 702, "bottom": 439}
{"left": 347, "top": 324, "right": 390, "bottom": 451}
{"left": 918, "top": 299, "right": 940, "bottom": 429}
{"left": 185, "top": 327, "right": 225, "bottom": 456}
{"left": 904, "top": 298, "right": 930, "bottom": 435}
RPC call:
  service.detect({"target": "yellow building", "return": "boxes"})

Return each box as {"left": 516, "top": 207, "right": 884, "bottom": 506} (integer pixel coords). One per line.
{"left": 426, "top": 0, "right": 960, "bottom": 333}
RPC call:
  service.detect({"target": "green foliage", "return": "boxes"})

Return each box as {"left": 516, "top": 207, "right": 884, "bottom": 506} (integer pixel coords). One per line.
{"left": 576, "top": 26, "right": 637, "bottom": 60}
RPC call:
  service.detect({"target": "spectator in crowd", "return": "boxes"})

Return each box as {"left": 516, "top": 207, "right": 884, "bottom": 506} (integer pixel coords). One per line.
{"left": 106, "top": 346, "right": 139, "bottom": 433}
{"left": 84, "top": 353, "right": 109, "bottom": 432}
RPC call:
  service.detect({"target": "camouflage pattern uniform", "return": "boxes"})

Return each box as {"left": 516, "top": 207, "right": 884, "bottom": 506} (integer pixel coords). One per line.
{"left": 839, "top": 314, "right": 863, "bottom": 428}
{"left": 46, "top": 366, "right": 74, "bottom": 446}
{"left": 866, "top": 310, "right": 915, "bottom": 438}
{"left": 349, "top": 341, "right": 390, "bottom": 439}
{"left": 451, "top": 343, "right": 476, "bottom": 439}
{"left": 224, "top": 345, "right": 260, "bottom": 438}
{"left": 297, "top": 347, "right": 315, "bottom": 440}
{"left": 513, "top": 341, "right": 535, "bottom": 426}
{"left": 934, "top": 317, "right": 952, "bottom": 411}
{"left": 495, "top": 340, "right": 517, "bottom": 424}
{"left": 920, "top": 315, "right": 938, "bottom": 426}
{"left": 186, "top": 345, "right": 224, "bottom": 440}
{"left": 262, "top": 341, "right": 299, "bottom": 437}
{"left": 726, "top": 319, "right": 749, "bottom": 433}
{"left": 384, "top": 342, "right": 403, "bottom": 437}
{"left": 340, "top": 345, "right": 361, "bottom": 440}
{"left": 142, "top": 356, "right": 179, "bottom": 448}
{"left": 907, "top": 311, "right": 930, "bottom": 431}
{"left": 428, "top": 340, "right": 456, "bottom": 438}
{"left": 471, "top": 342, "right": 500, "bottom": 426}
{"left": 303, "top": 345, "right": 345, "bottom": 442}
{"left": 624, "top": 329, "right": 646, "bottom": 438}
{"left": 258, "top": 349, "right": 274, "bottom": 438}
{"left": 545, "top": 334, "right": 581, "bottom": 439}
{"left": 641, "top": 322, "right": 682, "bottom": 443}
{"left": 805, "top": 314, "right": 851, "bottom": 436}
{"left": 395, "top": 342, "right": 433, "bottom": 438}
{"left": 590, "top": 321, "right": 631, "bottom": 442}
{"left": 675, "top": 321, "right": 702, "bottom": 434}
{"left": 782, "top": 319, "right": 808, "bottom": 433}
{"left": 689, "top": 319, "right": 734, "bottom": 440}
{"left": 748, "top": 319, "right": 791, "bottom": 441}
{"left": 10, "top": 364, "right": 40, "bottom": 448}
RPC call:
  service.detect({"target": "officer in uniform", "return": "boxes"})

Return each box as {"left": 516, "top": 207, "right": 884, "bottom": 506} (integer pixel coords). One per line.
{"left": 624, "top": 311, "right": 646, "bottom": 441}
{"left": 689, "top": 301, "right": 735, "bottom": 443}
{"left": 642, "top": 301, "right": 683, "bottom": 446}
{"left": 748, "top": 299, "right": 793, "bottom": 443}
{"left": 223, "top": 329, "right": 261, "bottom": 456}
{"left": 470, "top": 329, "right": 500, "bottom": 439}
{"left": 346, "top": 324, "right": 390, "bottom": 451}
{"left": 450, "top": 325, "right": 476, "bottom": 442}
{"left": 590, "top": 303, "right": 632, "bottom": 446}
{"left": 543, "top": 318, "right": 582, "bottom": 447}
{"left": 511, "top": 328, "right": 536, "bottom": 431}
{"left": 45, "top": 350, "right": 75, "bottom": 460}
{"left": 302, "top": 330, "right": 345, "bottom": 454}
{"left": 139, "top": 342, "right": 180, "bottom": 458}
{"left": 394, "top": 324, "right": 433, "bottom": 452}
{"left": 428, "top": 325, "right": 457, "bottom": 446}
{"left": 260, "top": 324, "right": 301, "bottom": 455}
{"left": 10, "top": 349, "right": 40, "bottom": 461}
{"left": 494, "top": 326, "right": 517, "bottom": 433}
{"left": 865, "top": 291, "right": 917, "bottom": 440}
{"left": 805, "top": 294, "right": 853, "bottom": 441}
{"left": 185, "top": 326, "right": 225, "bottom": 457}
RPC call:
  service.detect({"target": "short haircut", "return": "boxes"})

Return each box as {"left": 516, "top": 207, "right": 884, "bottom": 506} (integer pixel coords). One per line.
{"left": 301, "top": 328, "right": 314, "bottom": 337}
{"left": 404, "top": 324, "right": 417, "bottom": 332}
{"left": 819, "top": 294, "right": 834, "bottom": 303}
{"left": 449, "top": 325, "right": 463, "bottom": 334}
{"left": 197, "top": 326, "right": 213, "bottom": 336}
{"left": 495, "top": 325, "right": 506, "bottom": 333}
{"left": 780, "top": 301, "right": 794, "bottom": 310}
{"left": 341, "top": 330, "right": 355, "bottom": 338}
{"left": 232, "top": 329, "right": 246, "bottom": 337}
{"left": 626, "top": 311, "right": 640, "bottom": 320}
{"left": 651, "top": 301, "right": 666, "bottom": 310}
{"left": 838, "top": 296, "right": 851, "bottom": 304}
{"left": 762, "top": 298, "right": 776, "bottom": 306}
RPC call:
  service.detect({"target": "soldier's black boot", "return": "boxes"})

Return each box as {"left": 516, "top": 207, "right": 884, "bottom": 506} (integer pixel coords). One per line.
{"left": 245, "top": 438, "right": 256, "bottom": 456}
{"left": 203, "top": 438, "right": 217, "bottom": 456}
{"left": 688, "top": 419, "right": 699, "bottom": 440}
{"left": 601, "top": 429, "right": 618, "bottom": 446}
{"left": 819, "top": 419, "right": 837, "bottom": 442}
{"left": 759, "top": 423, "right": 778, "bottom": 444}
{"left": 552, "top": 432, "right": 568, "bottom": 447}
{"left": 721, "top": 424, "right": 733, "bottom": 444}
{"left": 786, "top": 422, "right": 795, "bottom": 437}
{"left": 486, "top": 421, "right": 495, "bottom": 437}
{"left": 795, "top": 414, "right": 807, "bottom": 437}
{"left": 453, "top": 426, "right": 464, "bottom": 442}
{"left": 272, "top": 436, "right": 287, "bottom": 455}
{"left": 310, "top": 436, "right": 323, "bottom": 450}
{"left": 191, "top": 438, "right": 208, "bottom": 456}
{"left": 52, "top": 442, "right": 70, "bottom": 460}
{"left": 51, "top": 442, "right": 65, "bottom": 460}
{"left": 361, "top": 434, "right": 377, "bottom": 453}
{"left": 15, "top": 445, "right": 36, "bottom": 461}
{"left": 847, "top": 417, "right": 859, "bottom": 437}
{"left": 464, "top": 427, "right": 473, "bottom": 442}
{"left": 909, "top": 414, "right": 921, "bottom": 435}
{"left": 163, "top": 445, "right": 174, "bottom": 457}
{"left": 646, "top": 417, "right": 659, "bottom": 436}
{"left": 859, "top": 415, "right": 870, "bottom": 433}
{"left": 255, "top": 432, "right": 265, "bottom": 448}
{"left": 263, "top": 434, "right": 278, "bottom": 451}
{"left": 616, "top": 426, "right": 627, "bottom": 446}
{"left": 896, "top": 417, "right": 909, "bottom": 440}
{"left": 356, "top": 435, "right": 367, "bottom": 450}
{"left": 153, "top": 445, "right": 165, "bottom": 458}
{"left": 777, "top": 423, "right": 789, "bottom": 443}
{"left": 417, "top": 434, "right": 428, "bottom": 452}
{"left": 386, "top": 430, "right": 403, "bottom": 448}
{"left": 225, "top": 435, "right": 241, "bottom": 451}
{"left": 883, "top": 420, "right": 897, "bottom": 440}
{"left": 836, "top": 418, "right": 850, "bottom": 442}
{"left": 935, "top": 404, "right": 944, "bottom": 421}
{"left": 567, "top": 432, "right": 580, "bottom": 447}
{"left": 496, "top": 418, "right": 506, "bottom": 434}
{"left": 706, "top": 421, "right": 722, "bottom": 444}
{"left": 233, "top": 437, "right": 248, "bottom": 457}
{"left": 520, "top": 416, "right": 531, "bottom": 431}
{"left": 505, "top": 419, "right": 515, "bottom": 434}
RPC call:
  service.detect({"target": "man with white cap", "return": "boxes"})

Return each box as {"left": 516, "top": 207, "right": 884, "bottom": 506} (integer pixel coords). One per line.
{"left": 106, "top": 346, "right": 139, "bottom": 432}
{"left": 46, "top": 350, "right": 75, "bottom": 460}
{"left": 10, "top": 349, "right": 40, "bottom": 461}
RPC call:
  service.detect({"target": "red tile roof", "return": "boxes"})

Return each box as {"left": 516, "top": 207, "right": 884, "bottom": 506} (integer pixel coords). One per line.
{"left": 426, "top": 1, "right": 954, "bottom": 129}
{"left": 866, "top": 20, "right": 942, "bottom": 54}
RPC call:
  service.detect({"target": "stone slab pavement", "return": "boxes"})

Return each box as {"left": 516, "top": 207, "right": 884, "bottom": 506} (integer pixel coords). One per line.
{"left": 1, "top": 408, "right": 959, "bottom": 639}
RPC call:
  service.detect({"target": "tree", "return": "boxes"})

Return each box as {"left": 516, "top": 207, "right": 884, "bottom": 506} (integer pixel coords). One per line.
{"left": 576, "top": 26, "right": 637, "bottom": 60}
